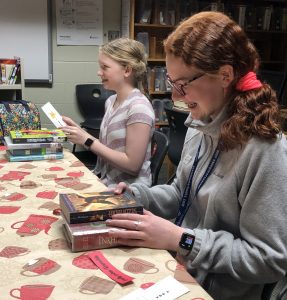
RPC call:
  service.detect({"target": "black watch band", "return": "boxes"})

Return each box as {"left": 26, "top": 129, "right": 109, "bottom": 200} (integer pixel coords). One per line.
{"left": 84, "top": 138, "right": 94, "bottom": 150}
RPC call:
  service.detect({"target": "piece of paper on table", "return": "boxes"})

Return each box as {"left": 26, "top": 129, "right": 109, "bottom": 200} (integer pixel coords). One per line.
{"left": 41, "top": 102, "right": 66, "bottom": 128}
{"left": 119, "top": 275, "right": 190, "bottom": 300}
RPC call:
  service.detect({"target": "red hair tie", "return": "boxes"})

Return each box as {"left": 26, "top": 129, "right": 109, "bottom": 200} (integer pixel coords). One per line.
{"left": 236, "top": 71, "right": 262, "bottom": 92}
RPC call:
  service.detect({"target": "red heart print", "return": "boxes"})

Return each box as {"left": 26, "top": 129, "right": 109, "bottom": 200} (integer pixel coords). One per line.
{"left": 0, "top": 171, "right": 30, "bottom": 181}
{"left": 36, "top": 191, "right": 58, "bottom": 200}
{"left": 46, "top": 167, "right": 64, "bottom": 171}
{"left": 67, "top": 171, "right": 84, "bottom": 178}
{"left": 0, "top": 206, "right": 21, "bottom": 214}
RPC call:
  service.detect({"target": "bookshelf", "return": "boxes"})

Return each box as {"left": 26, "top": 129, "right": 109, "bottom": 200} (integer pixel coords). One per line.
{"left": 0, "top": 58, "right": 24, "bottom": 100}
{"left": 129, "top": 0, "right": 287, "bottom": 110}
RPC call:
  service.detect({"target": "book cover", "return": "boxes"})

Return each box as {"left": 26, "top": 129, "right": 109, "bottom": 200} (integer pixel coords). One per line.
{"left": 270, "top": 7, "right": 282, "bottom": 31}
{"left": 4, "top": 136, "right": 63, "bottom": 151}
{"left": 263, "top": 6, "right": 273, "bottom": 31}
{"left": 136, "top": 32, "right": 149, "bottom": 56}
{"left": 9, "top": 129, "right": 67, "bottom": 144}
{"left": 6, "top": 151, "right": 64, "bottom": 162}
{"left": 60, "top": 191, "right": 143, "bottom": 224}
{"left": 62, "top": 220, "right": 125, "bottom": 252}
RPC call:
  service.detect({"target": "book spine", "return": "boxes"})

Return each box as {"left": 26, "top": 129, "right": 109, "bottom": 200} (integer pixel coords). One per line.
{"left": 7, "top": 152, "right": 64, "bottom": 162}
{"left": 63, "top": 224, "right": 119, "bottom": 252}
{"left": 70, "top": 206, "right": 143, "bottom": 224}
{"left": 9, "top": 146, "right": 63, "bottom": 156}
{"left": 6, "top": 142, "right": 63, "bottom": 150}
{"left": 11, "top": 136, "right": 67, "bottom": 144}
{"left": 1, "top": 64, "right": 6, "bottom": 83}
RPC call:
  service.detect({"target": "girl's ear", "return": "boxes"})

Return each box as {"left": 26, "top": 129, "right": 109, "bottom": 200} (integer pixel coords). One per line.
{"left": 124, "top": 65, "right": 133, "bottom": 78}
{"left": 218, "top": 65, "right": 234, "bottom": 88}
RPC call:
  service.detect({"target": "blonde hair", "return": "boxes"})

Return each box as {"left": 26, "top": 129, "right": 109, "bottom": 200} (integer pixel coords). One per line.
{"left": 100, "top": 38, "right": 148, "bottom": 95}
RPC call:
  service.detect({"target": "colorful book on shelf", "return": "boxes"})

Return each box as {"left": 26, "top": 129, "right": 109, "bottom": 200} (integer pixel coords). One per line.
{"left": 9, "top": 129, "right": 67, "bottom": 144}
{"left": 6, "top": 151, "right": 64, "bottom": 162}
{"left": 62, "top": 220, "right": 125, "bottom": 252}
{"left": 4, "top": 136, "right": 63, "bottom": 152}
{"left": 60, "top": 191, "right": 143, "bottom": 224}
{"left": 8, "top": 60, "right": 20, "bottom": 85}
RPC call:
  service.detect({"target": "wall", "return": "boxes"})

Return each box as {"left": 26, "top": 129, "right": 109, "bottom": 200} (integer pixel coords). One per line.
{"left": 23, "top": 0, "right": 121, "bottom": 128}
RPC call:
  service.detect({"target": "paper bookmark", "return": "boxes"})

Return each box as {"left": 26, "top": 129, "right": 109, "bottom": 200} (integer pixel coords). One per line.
{"left": 88, "top": 250, "right": 134, "bottom": 285}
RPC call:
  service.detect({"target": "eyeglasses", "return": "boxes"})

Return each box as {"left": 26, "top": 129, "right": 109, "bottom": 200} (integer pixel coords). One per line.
{"left": 166, "top": 73, "right": 205, "bottom": 96}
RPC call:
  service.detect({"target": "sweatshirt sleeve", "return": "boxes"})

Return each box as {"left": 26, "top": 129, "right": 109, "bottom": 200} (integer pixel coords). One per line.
{"left": 131, "top": 178, "right": 182, "bottom": 220}
{"left": 182, "top": 136, "right": 287, "bottom": 284}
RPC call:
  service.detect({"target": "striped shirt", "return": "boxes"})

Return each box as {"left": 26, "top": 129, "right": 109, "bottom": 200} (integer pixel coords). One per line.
{"left": 94, "top": 89, "right": 155, "bottom": 188}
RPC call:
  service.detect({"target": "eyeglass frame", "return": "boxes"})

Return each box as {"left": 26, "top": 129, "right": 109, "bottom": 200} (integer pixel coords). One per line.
{"left": 166, "top": 73, "right": 205, "bottom": 96}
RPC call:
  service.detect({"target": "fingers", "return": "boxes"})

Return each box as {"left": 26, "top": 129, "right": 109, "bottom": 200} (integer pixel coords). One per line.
{"left": 114, "top": 182, "right": 128, "bottom": 194}
{"left": 107, "top": 218, "right": 142, "bottom": 230}
{"left": 61, "top": 116, "right": 74, "bottom": 125}
{"left": 143, "top": 209, "right": 153, "bottom": 216}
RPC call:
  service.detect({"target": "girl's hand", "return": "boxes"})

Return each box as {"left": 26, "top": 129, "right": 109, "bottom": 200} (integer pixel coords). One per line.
{"left": 106, "top": 209, "right": 184, "bottom": 252}
{"left": 60, "top": 116, "right": 94, "bottom": 145}
{"left": 61, "top": 116, "right": 81, "bottom": 128}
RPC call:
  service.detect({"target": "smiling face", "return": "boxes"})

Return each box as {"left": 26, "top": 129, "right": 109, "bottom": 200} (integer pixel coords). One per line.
{"left": 97, "top": 52, "right": 128, "bottom": 91}
{"left": 166, "top": 53, "right": 230, "bottom": 121}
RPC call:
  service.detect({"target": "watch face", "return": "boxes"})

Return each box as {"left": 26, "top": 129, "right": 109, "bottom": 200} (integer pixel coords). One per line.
{"left": 84, "top": 138, "right": 94, "bottom": 147}
{"left": 179, "top": 232, "right": 195, "bottom": 251}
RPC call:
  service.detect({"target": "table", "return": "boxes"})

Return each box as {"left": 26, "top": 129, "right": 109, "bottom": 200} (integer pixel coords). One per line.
{"left": 0, "top": 148, "right": 213, "bottom": 300}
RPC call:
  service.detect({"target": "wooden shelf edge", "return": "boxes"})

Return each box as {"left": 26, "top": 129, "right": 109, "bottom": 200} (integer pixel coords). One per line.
{"left": 135, "top": 23, "right": 175, "bottom": 29}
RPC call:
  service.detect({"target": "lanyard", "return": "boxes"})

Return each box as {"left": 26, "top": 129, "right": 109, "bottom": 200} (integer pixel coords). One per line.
{"left": 175, "top": 140, "right": 220, "bottom": 226}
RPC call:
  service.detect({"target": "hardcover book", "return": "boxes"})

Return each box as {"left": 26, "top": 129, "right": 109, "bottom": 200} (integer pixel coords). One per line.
{"left": 9, "top": 129, "right": 67, "bottom": 144}
{"left": 60, "top": 191, "right": 143, "bottom": 224}
{"left": 4, "top": 136, "right": 63, "bottom": 150}
{"left": 6, "top": 151, "right": 64, "bottom": 162}
{"left": 62, "top": 220, "right": 125, "bottom": 252}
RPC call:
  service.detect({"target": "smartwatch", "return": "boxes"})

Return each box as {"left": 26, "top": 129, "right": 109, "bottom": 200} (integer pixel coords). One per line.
{"left": 178, "top": 232, "right": 195, "bottom": 256}
{"left": 84, "top": 138, "right": 94, "bottom": 150}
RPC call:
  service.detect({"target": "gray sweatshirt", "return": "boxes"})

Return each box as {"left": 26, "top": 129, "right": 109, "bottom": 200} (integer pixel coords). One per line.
{"left": 131, "top": 109, "right": 287, "bottom": 300}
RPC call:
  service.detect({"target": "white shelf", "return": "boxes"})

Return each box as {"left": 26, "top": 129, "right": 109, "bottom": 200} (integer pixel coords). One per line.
{"left": 0, "top": 84, "right": 22, "bottom": 90}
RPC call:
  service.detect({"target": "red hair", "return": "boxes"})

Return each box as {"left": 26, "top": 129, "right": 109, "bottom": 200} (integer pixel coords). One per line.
{"left": 164, "top": 11, "right": 281, "bottom": 150}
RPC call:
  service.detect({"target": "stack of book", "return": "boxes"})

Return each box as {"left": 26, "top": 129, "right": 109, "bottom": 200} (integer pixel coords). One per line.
{"left": 60, "top": 191, "right": 143, "bottom": 252}
{"left": 0, "top": 57, "right": 20, "bottom": 85}
{"left": 4, "top": 129, "right": 67, "bottom": 162}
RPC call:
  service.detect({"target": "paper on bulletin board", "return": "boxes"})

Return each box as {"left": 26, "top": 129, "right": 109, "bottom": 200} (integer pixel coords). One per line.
{"left": 56, "top": 0, "right": 103, "bottom": 45}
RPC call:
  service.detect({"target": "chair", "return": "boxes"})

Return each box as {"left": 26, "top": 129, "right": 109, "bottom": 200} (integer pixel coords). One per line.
{"left": 76, "top": 84, "right": 115, "bottom": 138}
{"left": 261, "top": 274, "right": 287, "bottom": 300}
{"left": 72, "top": 84, "right": 115, "bottom": 170}
{"left": 164, "top": 103, "right": 189, "bottom": 182}
{"left": 150, "top": 130, "right": 169, "bottom": 186}
{"left": 258, "top": 70, "right": 287, "bottom": 105}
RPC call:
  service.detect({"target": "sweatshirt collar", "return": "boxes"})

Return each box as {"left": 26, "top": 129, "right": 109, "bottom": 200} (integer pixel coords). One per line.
{"left": 184, "top": 107, "right": 228, "bottom": 138}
